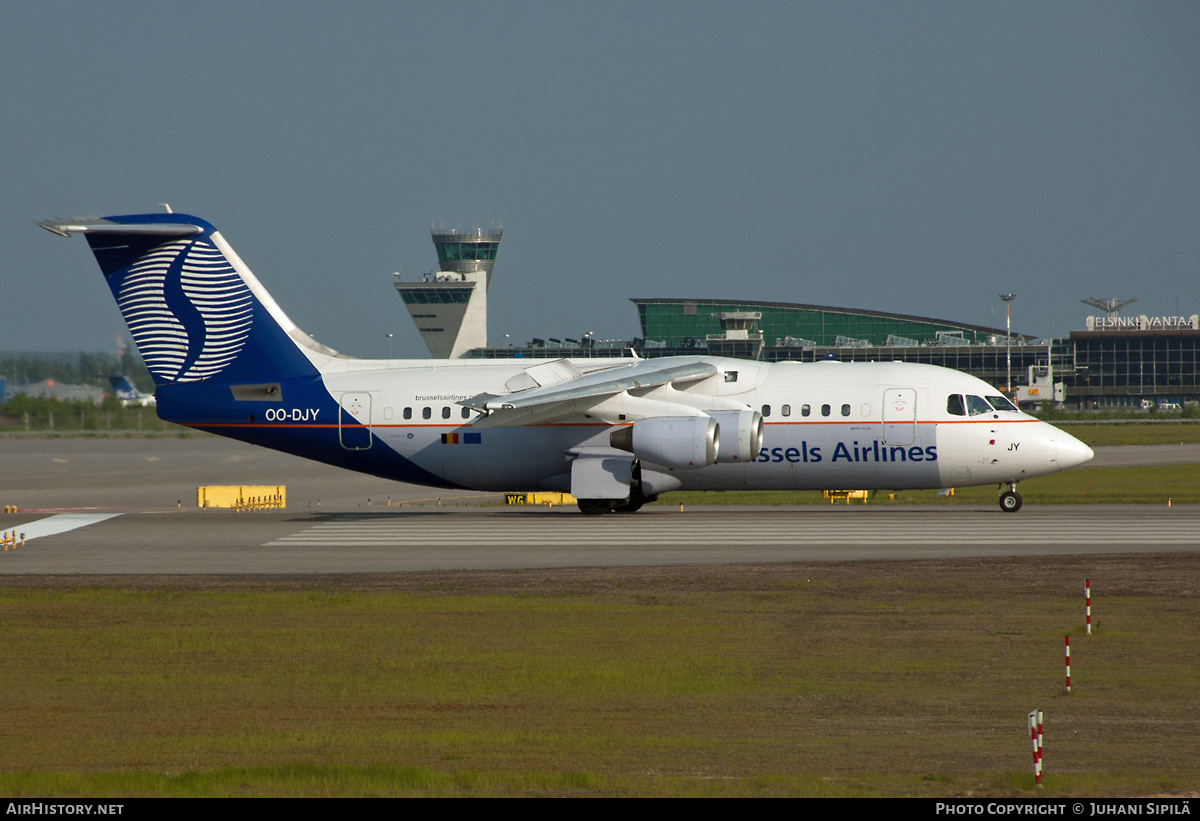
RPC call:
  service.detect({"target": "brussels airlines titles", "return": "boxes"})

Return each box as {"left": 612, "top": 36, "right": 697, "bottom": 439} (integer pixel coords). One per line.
{"left": 753, "top": 441, "right": 937, "bottom": 464}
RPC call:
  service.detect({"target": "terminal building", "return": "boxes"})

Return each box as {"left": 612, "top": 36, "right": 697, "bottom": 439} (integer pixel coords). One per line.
{"left": 467, "top": 298, "right": 1200, "bottom": 410}
{"left": 629, "top": 298, "right": 1064, "bottom": 402}
{"left": 392, "top": 234, "right": 1199, "bottom": 409}
{"left": 1067, "top": 313, "right": 1200, "bottom": 408}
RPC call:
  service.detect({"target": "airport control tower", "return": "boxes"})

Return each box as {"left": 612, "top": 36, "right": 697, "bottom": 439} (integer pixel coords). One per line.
{"left": 394, "top": 225, "right": 503, "bottom": 358}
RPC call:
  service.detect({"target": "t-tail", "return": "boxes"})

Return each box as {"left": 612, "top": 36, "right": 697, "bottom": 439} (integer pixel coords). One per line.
{"left": 37, "top": 213, "right": 345, "bottom": 432}
{"left": 108, "top": 375, "right": 156, "bottom": 406}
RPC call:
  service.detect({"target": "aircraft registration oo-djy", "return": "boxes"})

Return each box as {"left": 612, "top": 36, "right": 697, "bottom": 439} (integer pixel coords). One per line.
{"left": 38, "top": 212, "right": 1094, "bottom": 514}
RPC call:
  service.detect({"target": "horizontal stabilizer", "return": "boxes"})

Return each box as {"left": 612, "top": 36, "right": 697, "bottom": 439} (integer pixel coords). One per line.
{"left": 36, "top": 217, "right": 203, "bottom": 238}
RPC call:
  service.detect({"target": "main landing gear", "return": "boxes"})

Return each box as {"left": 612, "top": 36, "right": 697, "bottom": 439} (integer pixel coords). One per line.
{"left": 576, "top": 460, "right": 657, "bottom": 515}
{"left": 576, "top": 491, "right": 658, "bottom": 515}
{"left": 577, "top": 499, "right": 614, "bottom": 515}
{"left": 998, "top": 483, "right": 1023, "bottom": 513}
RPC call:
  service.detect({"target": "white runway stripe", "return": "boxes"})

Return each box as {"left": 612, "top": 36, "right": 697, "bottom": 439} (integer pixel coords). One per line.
{"left": 12, "top": 513, "right": 123, "bottom": 542}
{"left": 267, "top": 513, "right": 1199, "bottom": 547}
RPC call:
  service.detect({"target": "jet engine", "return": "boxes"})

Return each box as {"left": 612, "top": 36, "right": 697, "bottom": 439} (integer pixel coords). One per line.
{"left": 609, "top": 415, "right": 719, "bottom": 469}
{"left": 708, "top": 408, "right": 763, "bottom": 463}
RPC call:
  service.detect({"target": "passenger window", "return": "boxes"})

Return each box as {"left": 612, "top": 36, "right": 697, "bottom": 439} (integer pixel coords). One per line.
{"left": 947, "top": 395, "right": 965, "bottom": 416}
{"left": 442, "top": 406, "right": 451, "bottom": 419}
{"left": 801, "top": 404, "right": 811, "bottom": 417}
{"left": 461, "top": 407, "right": 471, "bottom": 419}
{"left": 966, "top": 395, "right": 992, "bottom": 416}
{"left": 821, "top": 404, "right": 831, "bottom": 417}
{"left": 782, "top": 404, "right": 791, "bottom": 417}
{"left": 761, "top": 404, "right": 771, "bottom": 418}
{"left": 987, "top": 395, "right": 1018, "bottom": 412}
{"left": 422, "top": 407, "right": 431, "bottom": 420}
{"left": 403, "top": 407, "right": 412, "bottom": 420}
{"left": 841, "top": 404, "right": 851, "bottom": 417}
{"left": 724, "top": 371, "right": 738, "bottom": 383}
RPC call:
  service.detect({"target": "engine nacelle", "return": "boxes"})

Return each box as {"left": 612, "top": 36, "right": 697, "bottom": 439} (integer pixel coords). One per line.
{"left": 709, "top": 409, "right": 764, "bottom": 463}
{"left": 609, "top": 415, "right": 719, "bottom": 469}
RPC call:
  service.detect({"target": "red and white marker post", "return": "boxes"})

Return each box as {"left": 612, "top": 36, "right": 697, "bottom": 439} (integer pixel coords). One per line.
{"left": 1065, "top": 636, "right": 1071, "bottom": 693}
{"left": 1027, "top": 710, "right": 1044, "bottom": 787}
{"left": 1085, "top": 579, "right": 1092, "bottom": 635}
{"left": 1037, "top": 709, "right": 1044, "bottom": 783}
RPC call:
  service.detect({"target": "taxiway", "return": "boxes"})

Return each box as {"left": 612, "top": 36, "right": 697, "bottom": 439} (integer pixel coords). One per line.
{"left": 2, "top": 435, "right": 1198, "bottom": 574}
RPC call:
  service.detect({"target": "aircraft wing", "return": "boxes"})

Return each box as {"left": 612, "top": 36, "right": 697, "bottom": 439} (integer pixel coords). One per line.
{"left": 466, "top": 357, "right": 717, "bottom": 428}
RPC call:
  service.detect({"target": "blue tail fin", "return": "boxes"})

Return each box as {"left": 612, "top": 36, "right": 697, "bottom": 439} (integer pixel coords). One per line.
{"left": 38, "top": 213, "right": 332, "bottom": 386}
{"left": 108, "top": 374, "right": 155, "bottom": 406}
{"left": 108, "top": 374, "right": 137, "bottom": 397}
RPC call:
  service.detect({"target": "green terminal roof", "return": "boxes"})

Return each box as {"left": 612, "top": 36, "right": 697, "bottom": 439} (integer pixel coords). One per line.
{"left": 632, "top": 298, "right": 1027, "bottom": 348}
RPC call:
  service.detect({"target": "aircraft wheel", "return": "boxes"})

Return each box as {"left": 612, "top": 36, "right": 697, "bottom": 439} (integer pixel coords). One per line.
{"left": 577, "top": 499, "right": 614, "bottom": 516}
{"left": 999, "top": 490, "right": 1023, "bottom": 513}
{"left": 612, "top": 497, "right": 644, "bottom": 514}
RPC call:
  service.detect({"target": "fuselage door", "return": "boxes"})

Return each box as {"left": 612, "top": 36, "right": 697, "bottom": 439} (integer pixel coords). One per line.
{"left": 339, "top": 392, "right": 372, "bottom": 450}
{"left": 882, "top": 388, "right": 916, "bottom": 445}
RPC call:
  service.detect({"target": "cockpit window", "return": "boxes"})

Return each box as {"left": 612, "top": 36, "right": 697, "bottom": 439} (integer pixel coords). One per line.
{"left": 986, "top": 395, "right": 1018, "bottom": 412}
{"left": 947, "top": 395, "right": 965, "bottom": 416}
{"left": 966, "top": 395, "right": 993, "bottom": 416}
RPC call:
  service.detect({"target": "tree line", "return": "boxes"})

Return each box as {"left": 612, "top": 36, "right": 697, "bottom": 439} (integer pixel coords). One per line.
{"left": 0, "top": 393, "right": 179, "bottom": 432}
{"left": 1, "top": 350, "right": 154, "bottom": 393}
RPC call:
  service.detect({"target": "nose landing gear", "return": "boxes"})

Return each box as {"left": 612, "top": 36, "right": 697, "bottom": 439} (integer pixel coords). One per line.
{"left": 999, "top": 483, "right": 1023, "bottom": 513}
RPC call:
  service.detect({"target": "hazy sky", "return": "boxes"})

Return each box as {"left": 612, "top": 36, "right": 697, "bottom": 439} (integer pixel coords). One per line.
{"left": 4, "top": 1, "right": 1198, "bottom": 360}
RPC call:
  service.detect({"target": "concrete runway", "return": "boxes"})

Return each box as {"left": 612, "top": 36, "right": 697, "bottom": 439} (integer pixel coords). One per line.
{"left": 2, "top": 505, "right": 1199, "bottom": 574}
{"left": 2, "top": 434, "right": 1198, "bottom": 574}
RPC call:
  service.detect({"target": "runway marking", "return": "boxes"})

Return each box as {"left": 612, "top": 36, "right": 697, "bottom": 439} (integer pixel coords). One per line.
{"left": 13, "top": 513, "right": 124, "bottom": 542}
{"left": 267, "top": 513, "right": 1200, "bottom": 547}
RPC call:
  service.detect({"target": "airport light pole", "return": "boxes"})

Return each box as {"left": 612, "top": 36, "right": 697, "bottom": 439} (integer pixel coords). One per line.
{"left": 386, "top": 332, "right": 393, "bottom": 360}
{"left": 1000, "top": 294, "right": 1016, "bottom": 393}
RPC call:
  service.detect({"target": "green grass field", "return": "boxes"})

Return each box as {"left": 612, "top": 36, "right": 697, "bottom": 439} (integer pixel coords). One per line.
{"left": 1060, "top": 422, "right": 1200, "bottom": 447}
{"left": 654, "top": 462, "right": 1200, "bottom": 507}
{"left": 1, "top": 555, "right": 1197, "bottom": 797}
{"left": 3, "top": 421, "right": 1197, "bottom": 796}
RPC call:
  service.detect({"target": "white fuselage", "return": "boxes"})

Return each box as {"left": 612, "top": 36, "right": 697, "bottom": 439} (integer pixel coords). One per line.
{"left": 311, "top": 356, "right": 1092, "bottom": 494}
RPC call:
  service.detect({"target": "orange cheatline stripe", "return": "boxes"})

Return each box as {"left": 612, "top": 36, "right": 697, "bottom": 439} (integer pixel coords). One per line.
{"left": 190, "top": 417, "right": 1041, "bottom": 430}
{"left": 928, "top": 418, "right": 1041, "bottom": 424}
{"left": 195, "top": 423, "right": 339, "bottom": 429}
{"left": 764, "top": 418, "right": 1040, "bottom": 426}
{"left": 194, "top": 422, "right": 467, "bottom": 429}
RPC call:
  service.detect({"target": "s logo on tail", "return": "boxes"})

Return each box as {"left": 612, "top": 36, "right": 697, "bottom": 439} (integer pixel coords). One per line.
{"left": 116, "top": 238, "right": 254, "bottom": 383}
